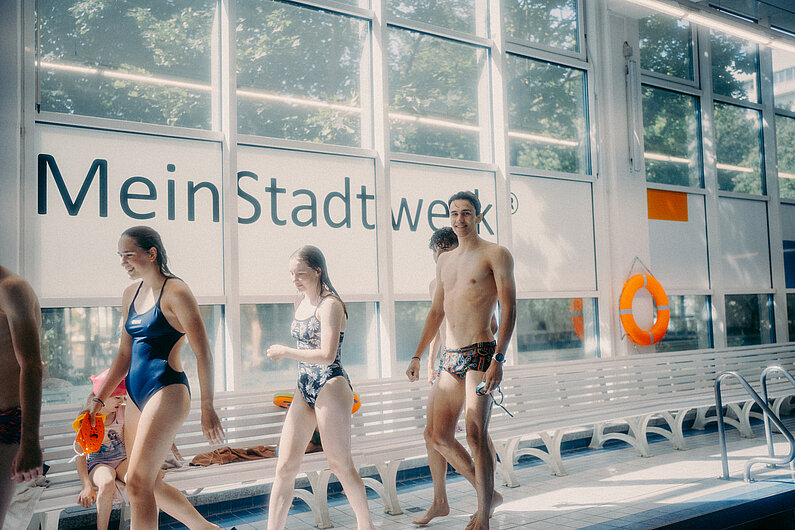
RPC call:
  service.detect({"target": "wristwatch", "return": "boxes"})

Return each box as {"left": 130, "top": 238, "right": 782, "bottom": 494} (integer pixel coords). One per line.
{"left": 494, "top": 352, "right": 506, "bottom": 364}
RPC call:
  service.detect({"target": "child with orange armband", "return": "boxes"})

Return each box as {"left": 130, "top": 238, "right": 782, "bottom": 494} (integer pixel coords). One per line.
{"left": 75, "top": 369, "right": 128, "bottom": 530}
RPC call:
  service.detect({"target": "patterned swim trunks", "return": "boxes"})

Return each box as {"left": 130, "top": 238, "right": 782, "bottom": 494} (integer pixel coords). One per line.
{"left": 440, "top": 341, "right": 496, "bottom": 378}
{"left": 0, "top": 407, "right": 22, "bottom": 445}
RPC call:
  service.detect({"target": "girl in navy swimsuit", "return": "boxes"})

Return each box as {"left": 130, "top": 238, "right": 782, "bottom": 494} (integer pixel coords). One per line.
{"left": 84, "top": 226, "right": 225, "bottom": 529}
{"left": 266, "top": 246, "right": 374, "bottom": 530}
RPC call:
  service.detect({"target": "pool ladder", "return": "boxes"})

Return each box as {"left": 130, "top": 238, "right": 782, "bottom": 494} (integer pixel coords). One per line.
{"left": 714, "top": 369, "right": 795, "bottom": 482}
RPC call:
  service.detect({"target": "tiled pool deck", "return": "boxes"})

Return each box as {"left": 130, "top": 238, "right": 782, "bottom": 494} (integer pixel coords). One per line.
{"left": 150, "top": 415, "right": 795, "bottom": 529}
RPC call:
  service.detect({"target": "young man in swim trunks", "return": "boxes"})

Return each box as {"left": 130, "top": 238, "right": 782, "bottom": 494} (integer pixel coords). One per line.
{"left": 407, "top": 192, "right": 516, "bottom": 530}
{"left": 412, "top": 227, "right": 500, "bottom": 526}
{"left": 0, "top": 265, "right": 44, "bottom": 527}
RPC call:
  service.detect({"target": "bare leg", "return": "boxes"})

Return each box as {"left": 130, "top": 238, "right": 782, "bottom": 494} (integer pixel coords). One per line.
{"left": 464, "top": 371, "right": 494, "bottom": 530}
{"left": 267, "top": 389, "right": 317, "bottom": 530}
{"left": 125, "top": 386, "right": 219, "bottom": 530}
{"left": 90, "top": 464, "right": 119, "bottom": 530}
{"left": 413, "top": 382, "right": 449, "bottom": 525}
{"left": 315, "top": 378, "right": 374, "bottom": 530}
{"left": 0, "top": 444, "right": 17, "bottom": 527}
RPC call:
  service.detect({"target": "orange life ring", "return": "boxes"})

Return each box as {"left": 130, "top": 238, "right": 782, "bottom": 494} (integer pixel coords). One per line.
{"left": 273, "top": 392, "right": 362, "bottom": 414}
{"left": 570, "top": 298, "right": 584, "bottom": 340}
{"left": 619, "top": 274, "right": 670, "bottom": 346}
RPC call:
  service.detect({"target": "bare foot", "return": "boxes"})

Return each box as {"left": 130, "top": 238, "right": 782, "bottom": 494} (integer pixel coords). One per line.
{"left": 465, "top": 513, "right": 488, "bottom": 530}
{"left": 413, "top": 500, "right": 450, "bottom": 525}
{"left": 490, "top": 489, "right": 503, "bottom": 517}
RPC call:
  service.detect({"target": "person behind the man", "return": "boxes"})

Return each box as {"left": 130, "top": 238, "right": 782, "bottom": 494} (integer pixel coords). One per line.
{"left": 0, "top": 265, "right": 44, "bottom": 527}
{"left": 406, "top": 191, "right": 516, "bottom": 530}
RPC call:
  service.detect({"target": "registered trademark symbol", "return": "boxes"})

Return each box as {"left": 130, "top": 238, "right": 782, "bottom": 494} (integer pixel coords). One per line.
{"left": 510, "top": 192, "right": 518, "bottom": 214}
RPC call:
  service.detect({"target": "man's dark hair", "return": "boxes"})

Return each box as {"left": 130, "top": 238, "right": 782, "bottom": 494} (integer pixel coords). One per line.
{"left": 447, "top": 190, "right": 481, "bottom": 217}
{"left": 429, "top": 227, "right": 458, "bottom": 251}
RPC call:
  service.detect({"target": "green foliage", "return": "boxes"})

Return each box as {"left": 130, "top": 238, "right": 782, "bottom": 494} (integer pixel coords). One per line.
{"left": 775, "top": 115, "right": 795, "bottom": 199}
{"left": 639, "top": 15, "right": 693, "bottom": 80}
{"left": 503, "top": 0, "right": 579, "bottom": 52}
{"left": 388, "top": 0, "right": 476, "bottom": 34}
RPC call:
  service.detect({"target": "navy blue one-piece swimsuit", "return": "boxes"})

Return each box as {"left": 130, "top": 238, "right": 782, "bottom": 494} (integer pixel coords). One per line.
{"left": 125, "top": 277, "right": 190, "bottom": 410}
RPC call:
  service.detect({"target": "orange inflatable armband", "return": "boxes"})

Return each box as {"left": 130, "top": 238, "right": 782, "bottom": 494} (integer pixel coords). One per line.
{"left": 72, "top": 413, "right": 105, "bottom": 455}
{"left": 272, "top": 392, "right": 362, "bottom": 414}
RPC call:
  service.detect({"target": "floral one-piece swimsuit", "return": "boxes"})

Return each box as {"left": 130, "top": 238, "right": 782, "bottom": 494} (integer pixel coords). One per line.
{"left": 290, "top": 295, "right": 352, "bottom": 409}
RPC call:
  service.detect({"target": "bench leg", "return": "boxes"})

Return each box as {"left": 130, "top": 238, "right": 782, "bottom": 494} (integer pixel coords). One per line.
{"left": 494, "top": 437, "right": 521, "bottom": 487}
{"left": 729, "top": 402, "right": 755, "bottom": 438}
{"left": 39, "top": 509, "right": 63, "bottom": 530}
{"left": 644, "top": 410, "right": 688, "bottom": 451}
{"left": 293, "top": 470, "right": 333, "bottom": 529}
{"left": 589, "top": 422, "right": 606, "bottom": 450}
{"left": 591, "top": 418, "right": 652, "bottom": 457}
{"left": 361, "top": 460, "right": 404, "bottom": 515}
{"left": 691, "top": 406, "right": 710, "bottom": 430}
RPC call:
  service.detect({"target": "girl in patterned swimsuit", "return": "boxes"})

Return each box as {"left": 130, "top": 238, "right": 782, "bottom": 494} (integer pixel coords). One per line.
{"left": 76, "top": 370, "right": 128, "bottom": 530}
{"left": 266, "top": 246, "right": 374, "bottom": 530}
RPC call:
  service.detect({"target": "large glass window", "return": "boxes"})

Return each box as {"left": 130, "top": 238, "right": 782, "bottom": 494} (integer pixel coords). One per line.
{"left": 725, "top": 294, "right": 774, "bottom": 346}
{"left": 642, "top": 86, "right": 701, "bottom": 187}
{"left": 711, "top": 31, "right": 758, "bottom": 103}
{"left": 387, "top": 0, "right": 478, "bottom": 34}
{"left": 395, "top": 301, "right": 431, "bottom": 365}
{"left": 388, "top": 28, "right": 486, "bottom": 160}
{"left": 776, "top": 114, "right": 795, "bottom": 199}
{"left": 772, "top": 48, "right": 795, "bottom": 112}
{"left": 655, "top": 295, "right": 712, "bottom": 352}
{"left": 516, "top": 298, "right": 598, "bottom": 363}
{"left": 40, "top": 305, "right": 224, "bottom": 405}
{"left": 38, "top": 0, "right": 215, "bottom": 128}
{"left": 236, "top": 0, "right": 367, "bottom": 147}
{"left": 506, "top": 54, "right": 589, "bottom": 174}
{"left": 239, "top": 302, "right": 377, "bottom": 390}
{"left": 714, "top": 102, "right": 763, "bottom": 194}
{"left": 638, "top": 14, "right": 694, "bottom": 81}
{"left": 502, "top": 0, "right": 579, "bottom": 53}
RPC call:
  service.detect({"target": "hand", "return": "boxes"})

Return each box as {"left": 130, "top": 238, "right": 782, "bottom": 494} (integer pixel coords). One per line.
{"left": 406, "top": 357, "right": 420, "bottom": 382}
{"left": 267, "top": 344, "right": 288, "bottom": 362}
{"left": 201, "top": 405, "right": 225, "bottom": 446}
{"left": 480, "top": 361, "right": 503, "bottom": 395}
{"left": 78, "top": 485, "right": 97, "bottom": 508}
{"left": 85, "top": 398, "right": 103, "bottom": 426}
{"left": 10, "top": 441, "right": 43, "bottom": 483}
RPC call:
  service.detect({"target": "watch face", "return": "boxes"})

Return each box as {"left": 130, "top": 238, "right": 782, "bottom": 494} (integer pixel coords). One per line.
{"left": 495, "top": 353, "right": 505, "bottom": 363}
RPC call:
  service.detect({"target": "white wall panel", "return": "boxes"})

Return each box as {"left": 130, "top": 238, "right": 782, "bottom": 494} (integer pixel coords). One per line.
{"left": 649, "top": 194, "right": 709, "bottom": 291}
{"left": 719, "top": 197, "right": 771, "bottom": 290}
{"left": 510, "top": 176, "right": 596, "bottom": 292}
{"left": 31, "top": 124, "right": 223, "bottom": 298}
{"left": 390, "top": 163, "right": 498, "bottom": 296}
{"left": 237, "top": 146, "right": 378, "bottom": 297}
{"left": 781, "top": 203, "right": 795, "bottom": 241}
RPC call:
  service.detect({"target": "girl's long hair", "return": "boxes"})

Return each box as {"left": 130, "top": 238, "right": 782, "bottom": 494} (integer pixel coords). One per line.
{"left": 292, "top": 245, "right": 347, "bottom": 318}
{"left": 122, "top": 226, "right": 173, "bottom": 277}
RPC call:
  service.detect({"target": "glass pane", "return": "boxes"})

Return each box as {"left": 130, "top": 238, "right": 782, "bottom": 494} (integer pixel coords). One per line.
{"left": 236, "top": 1, "right": 367, "bottom": 147}
{"left": 502, "top": 0, "right": 579, "bottom": 52}
{"left": 239, "top": 302, "right": 377, "bottom": 391}
{"left": 506, "top": 55, "right": 589, "bottom": 173}
{"left": 772, "top": 48, "right": 795, "bottom": 113}
{"left": 714, "top": 102, "right": 763, "bottom": 194}
{"left": 642, "top": 86, "right": 701, "bottom": 187}
{"left": 395, "top": 301, "right": 431, "bottom": 366}
{"left": 387, "top": 0, "right": 477, "bottom": 34}
{"left": 711, "top": 30, "right": 758, "bottom": 103}
{"left": 654, "top": 295, "right": 712, "bottom": 352}
{"left": 38, "top": 0, "right": 215, "bottom": 128}
{"left": 638, "top": 14, "right": 694, "bottom": 81}
{"left": 40, "top": 304, "right": 224, "bottom": 405}
{"left": 725, "top": 294, "right": 774, "bottom": 346}
{"left": 788, "top": 293, "right": 795, "bottom": 341}
{"left": 516, "top": 298, "right": 598, "bottom": 363}
{"left": 776, "top": 114, "right": 795, "bottom": 200}
{"left": 388, "top": 28, "right": 485, "bottom": 160}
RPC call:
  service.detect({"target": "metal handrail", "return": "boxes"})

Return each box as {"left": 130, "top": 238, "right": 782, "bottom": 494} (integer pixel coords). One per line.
{"left": 715, "top": 371, "right": 795, "bottom": 481}
{"left": 760, "top": 365, "right": 795, "bottom": 460}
